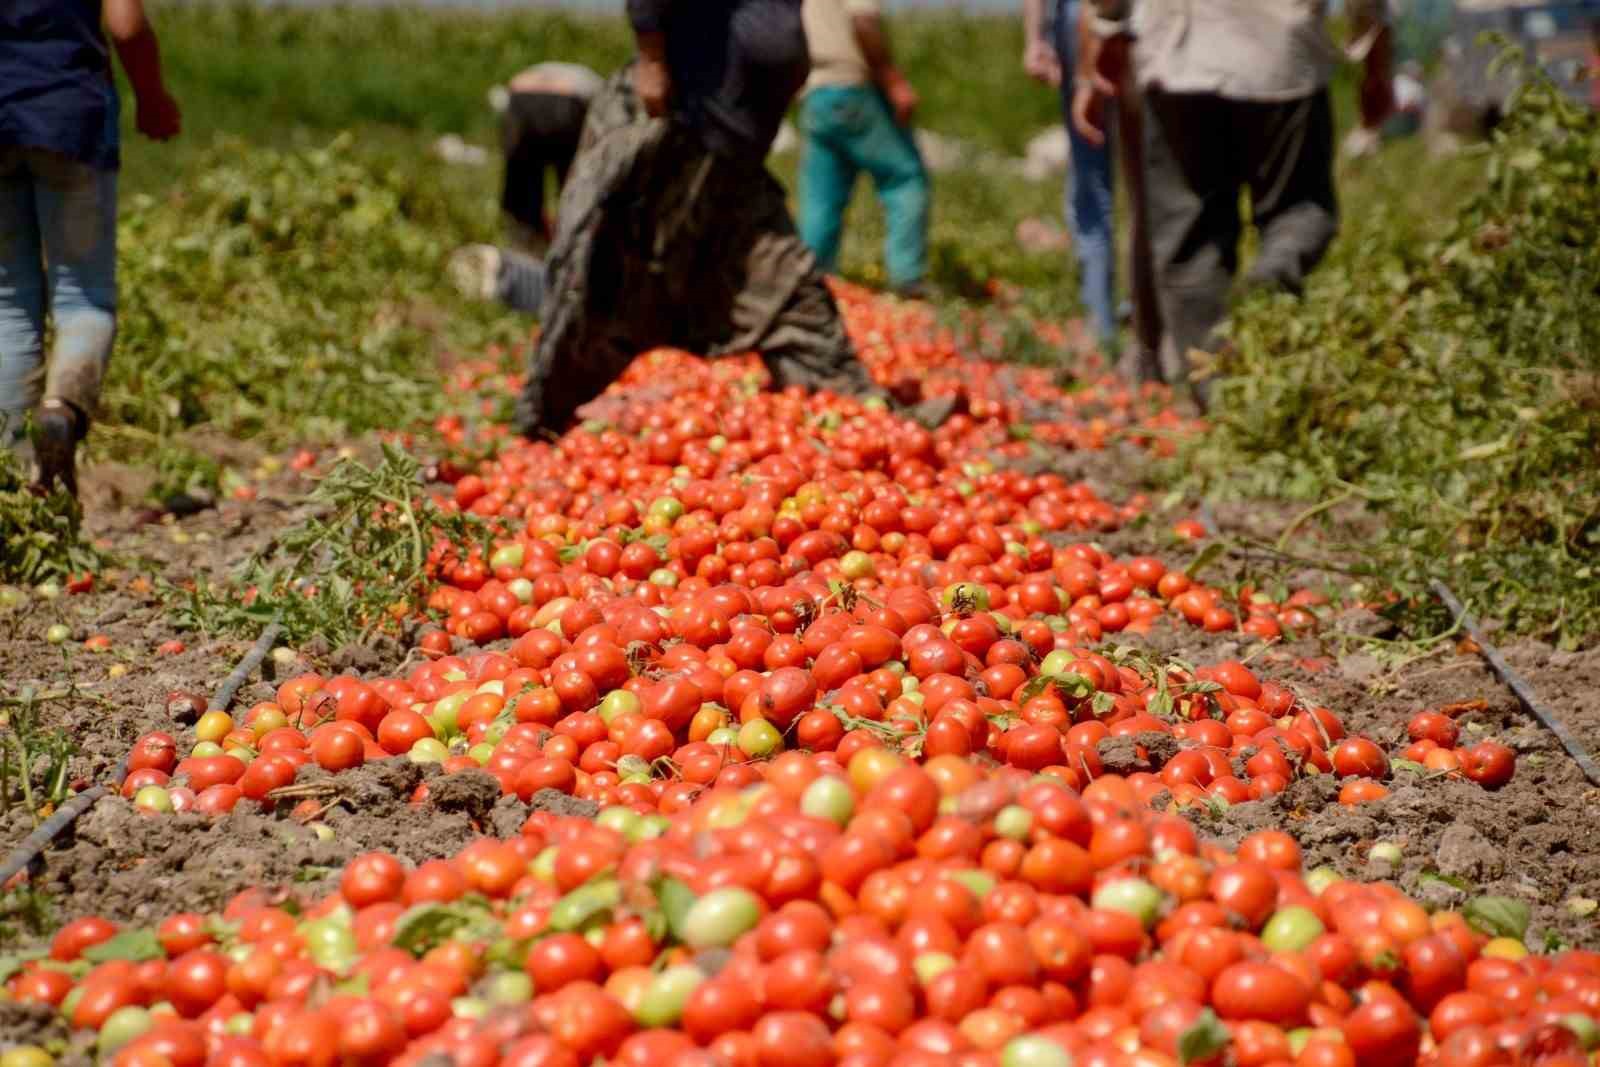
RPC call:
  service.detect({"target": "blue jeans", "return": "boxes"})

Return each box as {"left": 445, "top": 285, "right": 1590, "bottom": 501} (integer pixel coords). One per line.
{"left": 1055, "top": 0, "right": 1117, "bottom": 346}
{"left": 0, "top": 148, "right": 118, "bottom": 443}
{"left": 798, "top": 85, "right": 930, "bottom": 291}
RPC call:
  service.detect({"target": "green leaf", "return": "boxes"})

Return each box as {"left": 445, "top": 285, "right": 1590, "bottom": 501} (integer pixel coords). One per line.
{"left": 0, "top": 948, "right": 47, "bottom": 984}
{"left": 1147, "top": 689, "right": 1175, "bottom": 721}
{"left": 1184, "top": 541, "right": 1225, "bottom": 579}
{"left": 82, "top": 928, "right": 166, "bottom": 964}
{"left": 1418, "top": 870, "right": 1472, "bottom": 892}
{"left": 1016, "top": 672, "right": 1095, "bottom": 705}
{"left": 655, "top": 877, "right": 696, "bottom": 944}
{"left": 1391, "top": 759, "right": 1427, "bottom": 775}
{"left": 1177, "top": 1008, "right": 1231, "bottom": 1065}
{"left": 549, "top": 879, "right": 622, "bottom": 932}
{"left": 1464, "top": 895, "right": 1531, "bottom": 941}
{"left": 391, "top": 897, "right": 497, "bottom": 957}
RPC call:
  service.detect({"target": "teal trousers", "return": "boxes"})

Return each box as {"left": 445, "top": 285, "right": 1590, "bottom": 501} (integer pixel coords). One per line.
{"left": 797, "top": 84, "right": 929, "bottom": 291}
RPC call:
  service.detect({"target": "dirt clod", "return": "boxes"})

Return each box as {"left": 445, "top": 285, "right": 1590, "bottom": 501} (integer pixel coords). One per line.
{"left": 1435, "top": 822, "right": 1504, "bottom": 883}
{"left": 527, "top": 788, "right": 600, "bottom": 820}
{"left": 429, "top": 769, "right": 503, "bottom": 821}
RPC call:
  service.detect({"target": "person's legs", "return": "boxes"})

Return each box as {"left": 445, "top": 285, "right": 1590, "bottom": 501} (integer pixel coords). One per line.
{"left": 0, "top": 149, "right": 47, "bottom": 448}
{"left": 32, "top": 151, "right": 116, "bottom": 492}
{"left": 1141, "top": 90, "right": 1242, "bottom": 405}
{"left": 1056, "top": 0, "right": 1118, "bottom": 348}
{"left": 500, "top": 96, "right": 550, "bottom": 250}
{"left": 796, "top": 88, "right": 864, "bottom": 278}
{"left": 841, "top": 88, "right": 930, "bottom": 292}
{"left": 1242, "top": 90, "right": 1339, "bottom": 296}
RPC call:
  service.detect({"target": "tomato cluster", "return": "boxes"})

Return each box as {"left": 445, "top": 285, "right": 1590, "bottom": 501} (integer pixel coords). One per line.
{"left": 114, "top": 291, "right": 1389, "bottom": 817}
{"left": 43, "top": 285, "right": 1563, "bottom": 1067}
{"left": 15, "top": 755, "right": 1595, "bottom": 1067}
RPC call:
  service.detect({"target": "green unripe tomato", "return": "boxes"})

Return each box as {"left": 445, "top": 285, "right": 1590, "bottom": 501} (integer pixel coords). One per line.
{"left": 1091, "top": 878, "right": 1165, "bottom": 929}
{"left": 133, "top": 784, "right": 173, "bottom": 814}
{"left": 681, "top": 887, "right": 762, "bottom": 949}
{"left": 408, "top": 737, "right": 449, "bottom": 764}
{"left": 596, "top": 805, "right": 642, "bottom": 838}
{"left": 1261, "top": 907, "right": 1325, "bottom": 953}
{"left": 97, "top": 1006, "right": 152, "bottom": 1055}
{"left": 993, "top": 804, "right": 1033, "bottom": 841}
{"left": 634, "top": 965, "right": 705, "bottom": 1027}
{"left": 738, "top": 718, "right": 783, "bottom": 758}
{"left": 484, "top": 971, "right": 534, "bottom": 1005}
{"left": 1001, "top": 1035, "right": 1074, "bottom": 1067}
{"left": 800, "top": 775, "right": 854, "bottom": 826}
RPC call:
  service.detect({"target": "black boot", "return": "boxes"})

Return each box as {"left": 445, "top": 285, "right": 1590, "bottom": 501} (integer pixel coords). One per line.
{"left": 31, "top": 400, "right": 82, "bottom": 499}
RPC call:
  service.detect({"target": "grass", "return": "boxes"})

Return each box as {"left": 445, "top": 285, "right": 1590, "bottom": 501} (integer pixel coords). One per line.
{"left": 102, "top": 133, "right": 520, "bottom": 498}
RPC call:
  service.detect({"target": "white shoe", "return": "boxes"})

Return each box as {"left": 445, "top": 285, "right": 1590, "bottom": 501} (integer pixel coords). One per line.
{"left": 448, "top": 245, "right": 503, "bottom": 302}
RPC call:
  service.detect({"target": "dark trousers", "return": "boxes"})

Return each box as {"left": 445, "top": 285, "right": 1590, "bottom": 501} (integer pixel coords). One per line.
{"left": 500, "top": 92, "right": 588, "bottom": 245}
{"left": 1142, "top": 88, "right": 1338, "bottom": 399}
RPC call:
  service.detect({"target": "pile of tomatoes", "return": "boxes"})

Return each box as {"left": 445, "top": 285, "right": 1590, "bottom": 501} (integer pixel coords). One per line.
{"left": 19, "top": 286, "right": 1567, "bottom": 1066}
{"left": 13, "top": 753, "right": 1595, "bottom": 1067}
{"left": 111, "top": 287, "right": 1428, "bottom": 822}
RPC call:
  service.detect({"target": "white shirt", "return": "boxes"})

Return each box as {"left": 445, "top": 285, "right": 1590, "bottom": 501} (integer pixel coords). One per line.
{"left": 1090, "top": 0, "right": 1389, "bottom": 101}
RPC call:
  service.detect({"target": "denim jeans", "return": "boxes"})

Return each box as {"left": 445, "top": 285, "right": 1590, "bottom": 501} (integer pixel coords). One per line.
{"left": 0, "top": 148, "right": 118, "bottom": 443}
{"left": 1055, "top": 0, "right": 1118, "bottom": 348}
{"left": 797, "top": 84, "right": 930, "bottom": 291}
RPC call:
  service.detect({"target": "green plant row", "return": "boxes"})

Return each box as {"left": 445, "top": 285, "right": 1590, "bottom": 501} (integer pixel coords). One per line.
{"left": 1184, "top": 74, "right": 1600, "bottom": 647}
{"left": 101, "top": 134, "right": 519, "bottom": 499}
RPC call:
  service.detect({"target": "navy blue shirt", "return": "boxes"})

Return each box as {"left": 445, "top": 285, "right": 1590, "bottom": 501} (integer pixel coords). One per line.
{"left": 627, "top": 0, "right": 810, "bottom": 158}
{"left": 0, "top": 0, "right": 121, "bottom": 170}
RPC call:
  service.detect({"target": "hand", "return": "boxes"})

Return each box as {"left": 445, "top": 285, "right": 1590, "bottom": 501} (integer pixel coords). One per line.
{"left": 634, "top": 56, "right": 671, "bottom": 118}
{"left": 1071, "top": 33, "right": 1127, "bottom": 145}
{"left": 883, "top": 70, "right": 919, "bottom": 126}
{"left": 135, "top": 88, "right": 180, "bottom": 141}
{"left": 1072, "top": 82, "right": 1108, "bottom": 146}
{"left": 1024, "top": 37, "right": 1061, "bottom": 86}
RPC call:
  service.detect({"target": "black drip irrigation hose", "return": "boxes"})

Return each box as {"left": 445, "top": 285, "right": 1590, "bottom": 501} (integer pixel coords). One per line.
{"left": 0, "top": 621, "right": 284, "bottom": 887}
{"left": 210, "top": 621, "right": 284, "bottom": 717}
{"left": 1190, "top": 506, "right": 1600, "bottom": 786}
{"left": 1429, "top": 581, "right": 1600, "bottom": 788}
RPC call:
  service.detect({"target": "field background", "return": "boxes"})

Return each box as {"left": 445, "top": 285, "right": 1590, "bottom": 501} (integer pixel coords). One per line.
{"left": 124, "top": 4, "right": 1479, "bottom": 304}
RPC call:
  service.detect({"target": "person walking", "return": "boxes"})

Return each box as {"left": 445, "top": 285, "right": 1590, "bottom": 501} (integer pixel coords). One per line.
{"left": 796, "top": 0, "right": 930, "bottom": 295}
{"left": 1, "top": 0, "right": 180, "bottom": 497}
{"left": 1024, "top": 0, "right": 1118, "bottom": 353}
{"left": 1075, "top": 0, "right": 1393, "bottom": 408}
{"left": 510, "top": 0, "right": 950, "bottom": 441}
